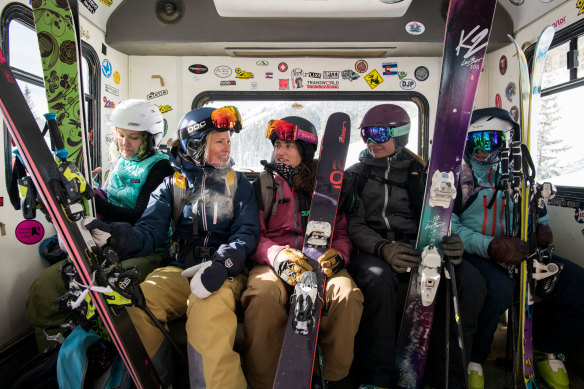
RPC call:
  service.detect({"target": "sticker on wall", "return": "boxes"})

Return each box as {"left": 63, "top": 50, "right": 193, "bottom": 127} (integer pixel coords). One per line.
{"left": 578, "top": 0, "right": 584, "bottom": 16}
{"left": 495, "top": 93, "right": 502, "bottom": 108}
{"left": 364, "top": 69, "right": 384, "bottom": 90}
{"left": 15, "top": 220, "right": 44, "bottom": 245}
{"left": 292, "top": 68, "right": 303, "bottom": 88}
{"left": 414, "top": 66, "right": 429, "bottom": 81}
{"left": 265, "top": 72, "right": 274, "bottom": 79}
{"left": 235, "top": 68, "right": 254, "bottom": 79}
{"left": 99, "top": 0, "right": 113, "bottom": 6}
{"left": 189, "top": 64, "right": 208, "bottom": 74}
{"left": 251, "top": 81, "right": 259, "bottom": 90}
{"left": 81, "top": 0, "right": 98, "bottom": 13}
{"left": 510, "top": 0, "right": 524, "bottom": 6}
{"left": 505, "top": 82, "right": 516, "bottom": 102}
{"left": 215, "top": 66, "right": 232, "bottom": 78}
{"left": 510, "top": 106, "right": 519, "bottom": 122}
{"left": 220, "top": 80, "right": 236, "bottom": 86}
{"left": 405, "top": 21, "right": 425, "bottom": 35}
{"left": 0, "top": 197, "right": 3, "bottom": 206}
{"left": 101, "top": 59, "right": 112, "bottom": 78}
{"left": 398, "top": 71, "right": 407, "bottom": 80}
{"left": 553, "top": 16, "right": 566, "bottom": 28}
{"left": 158, "top": 105, "right": 173, "bottom": 114}
{"left": 256, "top": 60, "right": 269, "bottom": 66}
{"left": 382, "top": 63, "right": 398, "bottom": 76}
{"left": 575, "top": 207, "right": 584, "bottom": 223}
{"left": 499, "top": 55, "right": 508, "bottom": 75}
{"left": 399, "top": 79, "right": 416, "bottom": 90}
{"left": 307, "top": 72, "right": 322, "bottom": 79}
{"left": 279, "top": 79, "right": 289, "bottom": 90}
{"left": 322, "top": 71, "right": 338, "bottom": 79}
{"left": 113, "top": 71, "right": 120, "bottom": 85}
{"left": 278, "top": 62, "right": 288, "bottom": 72}
{"left": 105, "top": 84, "right": 119, "bottom": 96}
{"left": 341, "top": 69, "right": 359, "bottom": 81}
{"left": 103, "top": 96, "right": 116, "bottom": 109}
{"left": 147, "top": 90, "right": 168, "bottom": 100}
{"left": 355, "top": 60, "right": 368, "bottom": 74}
{"left": 306, "top": 80, "right": 339, "bottom": 90}
{"left": 80, "top": 25, "right": 90, "bottom": 40}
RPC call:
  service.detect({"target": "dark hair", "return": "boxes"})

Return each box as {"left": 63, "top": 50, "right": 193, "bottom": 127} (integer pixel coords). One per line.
{"left": 293, "top": 159, "right": 317, "bottom": 194}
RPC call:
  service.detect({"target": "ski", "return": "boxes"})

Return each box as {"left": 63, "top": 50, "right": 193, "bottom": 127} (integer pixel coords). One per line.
{"left": 394, "top": 1, "right": 497, "bottom": 388}
{"left": 0, "top": 49, "right": 162, "bottom": 389}
{"left": 273, "top": 113, "right": 350, "bottom": 389}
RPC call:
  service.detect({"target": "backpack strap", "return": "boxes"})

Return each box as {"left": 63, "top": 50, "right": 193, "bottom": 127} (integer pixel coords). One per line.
{"left": 254, "top": 170, "right": 280, "bottom": 227}
{"left": 171, "top": 171, "right": 188, "bottom": 236}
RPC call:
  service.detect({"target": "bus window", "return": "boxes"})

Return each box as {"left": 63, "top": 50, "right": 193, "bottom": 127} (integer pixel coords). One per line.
{"left": 198, "top": 98, "right": 423, "bottom": 173}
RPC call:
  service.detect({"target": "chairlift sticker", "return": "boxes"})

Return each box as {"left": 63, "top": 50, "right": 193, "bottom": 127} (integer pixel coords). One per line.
{"left": 103, "top": 96, "right": 116, "bottom": 109}
{"left": 400, "top": 79, "right": 416, "bottom": 90}
{"left": 510, "top": 106, "right": 519, "bottom": 122}
{"left": 99, "top": 0, "right": 113, "bottom": 6}
{"left": 147, "top": 89, "right": 168, "bottom": 100}
{"left": 355, "top": 60, "right": 368, "bottom": 74}
{"left": 278, "top": 62, "right": 288, "bottom": 72}
{"left": 235, "top": 68, "right": 254, "bottom": 79}
{"left": 578, "top": 0, "right": 584, "bottom": 15}
{"left": 499, "top": 55, "right": 508, "bottom": 75}
{"left": 495, "top": 93, "right": 502, "bottom": 108}
{"left": 279, "top": 79, "right": 289, "bottom": 90}
{"left": 15, "top": 220, "right": 44, "bottom": 245}
{"left": 189, "top": 64, "right": 208, "bottom": 74}
{"left": 414, "top": 66, "right": 429, "bottom": 81}
{"left": 364, "top": 69, "right": 384, "bottom": 90}
{"left": 341, "top": 70, "right": 359, "bottom": 81}
{"left": 80, "top": 0, "right": 98, "bottom": 14}
{"left": 575, "top": 207, "right": 584, "bottom": 223}
{"left": 105, "top": 84, "right": 119, "bottom": 96}
{"left": 256, "top": 60, "right": 269, "bottom": 66}
{"left": 406, "top": 21, "right": 425, "bottom": 35}
{"left": 214, "top": 66, "right": 232, "bottom": 78}
{"left": 505, "top": 82, "right": 516, "bottom": 102}
{"left": 101, "top": 59, "right": 112, "bottom": 78}
{"left": 113, "top": 71, "right": 120, "bottom": 85}
{"left": 158, "top": 105, "right": 173, "bottom": 114}
{"left": 382, "top": 63, "right": 398, "bottom": 76}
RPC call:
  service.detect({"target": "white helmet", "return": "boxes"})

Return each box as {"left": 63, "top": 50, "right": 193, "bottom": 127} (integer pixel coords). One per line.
{"left": 110, "top": 99, "right": 164, "bottom": 147}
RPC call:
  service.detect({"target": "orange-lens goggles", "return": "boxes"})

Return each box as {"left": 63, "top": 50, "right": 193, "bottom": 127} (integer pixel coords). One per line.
{"left": 266, "top": 120, "right": 318, "bottom": 145}
{"left": 211, "top": 106, "right": 242, "bottom": 133}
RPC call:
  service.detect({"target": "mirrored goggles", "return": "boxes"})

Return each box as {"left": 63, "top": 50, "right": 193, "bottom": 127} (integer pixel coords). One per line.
{"left": 211, "top": 106, "right": 242, "bottom": 133}
{"left": 466, "top": 130, "right": 506, "bottom": 154}
{"left": 360, "top": 124, "right": 410, "bottom": 144}
{"left": 266, "top": 120, "right": 318, "bottom": 145}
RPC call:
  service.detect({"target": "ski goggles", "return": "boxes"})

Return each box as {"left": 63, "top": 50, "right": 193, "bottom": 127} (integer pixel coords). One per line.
{"left": 210, "top": 106, "right": 242, "bottom": 133}
{"left": 266, "top": 120, "right": 318, "bottom": 145}
{"left": 466, "top": 130, "right": 506, "bottom": 154}
{"left": 360, "top": 124, "right": 410, "bottom": 144}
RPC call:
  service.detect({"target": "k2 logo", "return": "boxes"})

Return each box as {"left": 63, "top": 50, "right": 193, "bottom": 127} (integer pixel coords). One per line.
{"left": 456, "top": 25, "right": 489, "bottom": 59}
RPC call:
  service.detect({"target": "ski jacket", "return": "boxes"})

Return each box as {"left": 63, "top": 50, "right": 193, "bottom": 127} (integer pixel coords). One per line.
{"left": 251, "top": 169, "right": 352, "bottom": 267}
{"left": 116, "top": 148, "right": 259, "bottom": 276}
{"left": 341, "top": 148, "right": 424, "bottom": 258}
{"left": 452, "top": 160, "right": 550, "bottom": 258}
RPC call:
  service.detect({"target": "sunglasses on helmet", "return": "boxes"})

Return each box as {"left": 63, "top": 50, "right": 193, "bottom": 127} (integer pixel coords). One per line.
{"left": 266, "top": 119, "right": 318, "bottom": 145}
{"left": 211, "top": 106, "right": 242, "bottom": 133}
{"left": 466, "top": 130, "right": 506, "bottom": 155}
{"left": 360, "top": 124, "right": 410, "bottom": 144}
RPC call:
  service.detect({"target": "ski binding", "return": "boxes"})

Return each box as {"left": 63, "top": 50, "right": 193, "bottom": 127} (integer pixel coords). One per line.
{"left": 292, "top": 271, "right": 319, "bottom": 335}
{"left": 429, "top": 170, "right": 457, "bottom": 208}
{"left": 305, "top": 220, "right": 332, "bottom": 247}
{"left": 419, "top": 246, "right": 442, "bottom": 306}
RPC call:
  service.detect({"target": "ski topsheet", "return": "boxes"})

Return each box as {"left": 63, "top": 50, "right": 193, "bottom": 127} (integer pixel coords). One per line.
{"left": 0, "top": 49, "right": 161, "bottom": 389}
{"left": 273, "top": 113, "right": 350, "bottom": 389}
{"left": 395, "top": 1, "right": 497, "bottom": 387}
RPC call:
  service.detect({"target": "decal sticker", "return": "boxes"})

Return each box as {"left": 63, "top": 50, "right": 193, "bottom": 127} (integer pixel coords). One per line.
{"left": 578, "top": 0, "right": 584, "bottom": 15}
{"left": 495, "top": 94, "right": 502, "bottom": 108}
{"left": 510, "top": 0, "right": 524, "bottom": 5}
{"left": 101, "top": 59, "right": 112, "bottom": 78}
{"left": 80, "top": 0, "right": 98, "bottom": 14}
{"left": 292, "top": 68, "right": 303, "bottom": 88}
{"left": 323, "top": 71, "right": 340, "bottom": 79}
{"left": 80, "top": 26, "right": 90, "bottom": 40}
{"left": 103, "top": 96, "right": 116, "bottom": 109}
{"left": 341, "top": 69, "right": 359, "bottom": 81}
{"left": 400, "top": 79, "right": 417, "bottom": 90}
{"left": 265, "top": 72, "right": 273, "bottom": 79}
{"left": 278, "top": 62, "right": 288, "bottom": 72}
{"left": 414, "top": 66, "right": 429, "bottom": 81}
{"left": 214, "top": 66, "right": 232, "bottom": 78}
{"left": 113, "top": 71, "right": 120, "bottom": 85}
{"left": 306, "top": 80, "right": 339, "bottom": 89}
{"left": 553, "top": 16, "right": 566, "bottom": 28}
{"left": 147, "top": 89, "right": 168, "bottom": 100}
{"left": 364, "top": 69, "right": 384, "bottom": 90}
{"left": 398, "top": 71, "right": 407, "bottom": 80}
{"left": 499, "top": 55, "right": 508, "bottom": 75}
{"left": 355, "top": 59, "right": 368, "bottom": 74}
{"left": 15, "top": 220, "right": 44, "bottom": 245}
{"left": 158, "top": 105, "right": 173, "bottom": 114}
{"left": 382, "top": 62, "right": 398, "bottom": 76}
{"left": 105, "top": 84, "right": 119, "bottom": 96}
{"left": 256, "top": 60, "right": 269, "bottom": 66}
{"left": 189, "top": 64, "right": 208, "bottom": 74}
{"left": 0, "top": 196, "right": 3, "bottom": 206}
{"left": 279, "top": 79, "right": 289, "bottom": 90}
{"left": 406, "top": 21, "right": 425, "bottom": 35}
{"left": 152, "top": 75, "right": 165, "bottom": 86}
{"left": 576, "top": 207, "right": 584, "bottom": 223}
{"left": 510, "top": 106, "right": 519, "bottom": 122}
{"left": 505, "top": 82, "right": 516, "bottom": 102}
{"left": 306, "top": 72, "right": 322, "bottom": 78}
{"left": 99, "top": 0, "right": 112, "bottom": 6}
{"left": 235, "top": 68, "right": 254, "bottom": 79}
{"left": 220, "top": 80, "right": 236, "bottom": 86}
{"left": 251, "top": 81, "right": 258, "bottom": 90}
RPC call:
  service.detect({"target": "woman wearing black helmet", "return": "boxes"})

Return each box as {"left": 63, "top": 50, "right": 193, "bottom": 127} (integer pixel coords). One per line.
{"left": 241, "top": 116, "right": 363, "bottom": 388}
{"left": 86, "top": 106, "right": 259, "bottom": 388}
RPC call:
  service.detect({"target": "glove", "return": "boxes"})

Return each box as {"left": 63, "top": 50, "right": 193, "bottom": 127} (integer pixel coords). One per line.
{"left": 536, "top": 224, "right": 553, "bottom": 248}
{"left": 440, "top": 234, "right": 464, "bottom": 266}
{"left": 318, "top": 248, "right": 344, "bottom": 277}
{"left": 488, "top": 237, "right": 529, "bottom": 264}
{"left": 83, "top": 217, "right": 112, "bottom": 247}
{"left": 182, "top": 260, "right": 228, "bottom": 299}
{"left": 382, "top": 241, "right": 421, "bottom": 273}
{"left": 273, "top": 248, "right": 313, "bottom": 286}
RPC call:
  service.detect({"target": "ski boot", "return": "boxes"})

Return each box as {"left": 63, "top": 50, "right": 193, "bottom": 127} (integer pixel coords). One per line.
{"left": 535, "top": 351, "right": 569, "bottom": 389}
{"left": 467, "top": 362, "right": 484, "bottom": 389}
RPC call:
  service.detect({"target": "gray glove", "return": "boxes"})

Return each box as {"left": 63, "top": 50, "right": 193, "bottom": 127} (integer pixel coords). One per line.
{"left": 382, "top": 241, "right": 421, "bottom": 273}
{"left": 440, "top": 234, "right": 464, "bottom": 266}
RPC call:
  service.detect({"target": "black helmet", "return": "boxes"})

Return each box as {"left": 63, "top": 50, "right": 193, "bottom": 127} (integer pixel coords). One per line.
{"left": 360, "top": 104, "right": 411, "bottom": 148}
{"left": 270, "top": 116, "right": 319, "bottom": 163}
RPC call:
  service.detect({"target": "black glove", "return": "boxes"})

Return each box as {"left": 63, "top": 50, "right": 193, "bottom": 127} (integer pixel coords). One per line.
{"left": 441, "top": 234, "right": 464, "bottom": 266}
{"left": 317, "top": 248, "right": 344, "bottom": 277}
{"left": 273, "top": 248, "right": 313, "bottom": 286}
{"left": 536, "top": 224, "right": 553, "bottom": 248}
{"left": 182, "top": 261, "right": 229, "bottom": 299}
{"left": 83, "top": 217, "right": 112, "bottom": 247}
{"left": 488, "top": 237, "right": 529, "bottom": 264}
{"left": 382, "top": 241, "right": 421, "bottom": 273}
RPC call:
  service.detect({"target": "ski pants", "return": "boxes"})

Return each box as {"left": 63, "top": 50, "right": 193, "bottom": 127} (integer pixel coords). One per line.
{"left": 241, "top": 265, "right": 363, "bottom": 389}
{"left": 25, "top": 251, "right": 169, "bottom": 351}
{"left": 126, "top": 266, "right": 247, "bottom": 389}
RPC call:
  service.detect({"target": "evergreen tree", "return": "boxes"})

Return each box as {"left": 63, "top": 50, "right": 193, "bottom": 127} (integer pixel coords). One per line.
{"left": 536, "top": 94, "right": 570, "bottom": 180}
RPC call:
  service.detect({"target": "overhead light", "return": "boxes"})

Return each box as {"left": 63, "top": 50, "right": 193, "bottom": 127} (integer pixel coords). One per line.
{"left": 213, "top": 0, "right": 412, "bottom": 18}
{"left": 225, "top": 47, "right": 396, "bottom": 58}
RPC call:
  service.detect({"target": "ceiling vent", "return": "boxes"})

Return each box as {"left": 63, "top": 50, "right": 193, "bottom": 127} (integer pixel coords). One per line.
{"left": 212, "top": 0, "right": 412, "bottom": 18}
